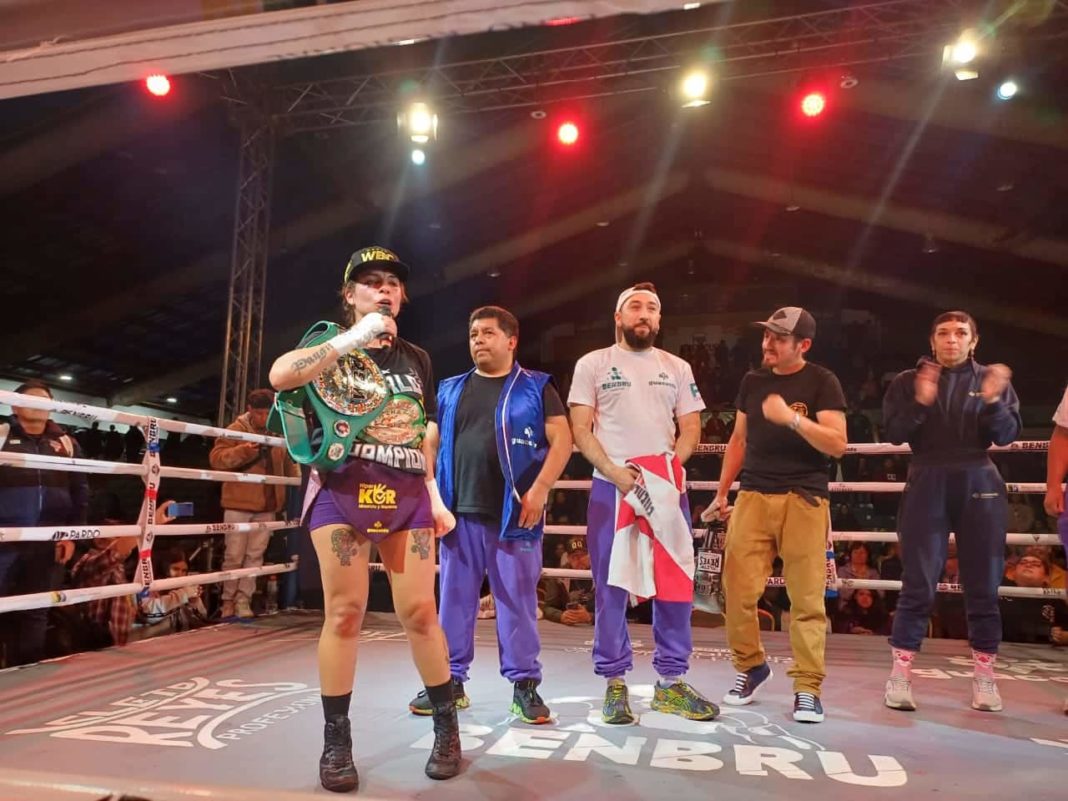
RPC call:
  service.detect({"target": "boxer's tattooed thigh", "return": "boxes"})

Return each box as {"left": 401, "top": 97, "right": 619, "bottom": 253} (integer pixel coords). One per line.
{"left": 410, "top": 529, "right": 433, "bottom": 561}
{"left": 331, "top": 528, "right": 358, "bottom": 566}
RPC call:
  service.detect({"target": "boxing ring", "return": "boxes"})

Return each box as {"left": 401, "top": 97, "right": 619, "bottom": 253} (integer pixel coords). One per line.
{"left": 0, "top": 390, "right": 1065, "bottom": 800}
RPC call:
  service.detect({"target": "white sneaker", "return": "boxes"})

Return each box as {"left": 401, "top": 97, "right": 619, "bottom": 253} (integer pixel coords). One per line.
{"left": 971, "top": 677, "right": 1002, "bottom": 712}
{"left": 235, "top": 599, "right": 255, "bottom": 619}
{"left": 884, "top": 675, "right": 916, "bottom": 711}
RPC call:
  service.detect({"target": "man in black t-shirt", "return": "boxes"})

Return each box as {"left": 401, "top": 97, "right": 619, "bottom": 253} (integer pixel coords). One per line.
{"left": 702, "top": 307, "right": 847, "bottom": 723}
{"left": 408, "top": 306, "right": 572, "bottom": 724}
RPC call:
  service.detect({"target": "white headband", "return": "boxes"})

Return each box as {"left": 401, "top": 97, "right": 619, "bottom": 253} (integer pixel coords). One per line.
{"left": 615, "top": 287, "right": 661, "bottom": 313}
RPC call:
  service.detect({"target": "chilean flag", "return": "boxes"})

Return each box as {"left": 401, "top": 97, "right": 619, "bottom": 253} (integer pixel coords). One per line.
{"left": 608, "top": 453, "right": 694, "bottom": 603}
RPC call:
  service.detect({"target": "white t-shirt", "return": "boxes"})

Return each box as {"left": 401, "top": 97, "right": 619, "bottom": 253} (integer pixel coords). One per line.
{"left": 1054, "top": 384, "right": 1068, "bottom": 428}
{"left": 568, "top": 345, "right": 705, "bottom": 477}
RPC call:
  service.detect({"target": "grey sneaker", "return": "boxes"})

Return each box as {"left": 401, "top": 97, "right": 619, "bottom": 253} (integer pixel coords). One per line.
{"left": 971, "top": 677, "right": 1002, "bottom": 712}
{"left": 884, "top": 675, "right": 916, "bottom": 711}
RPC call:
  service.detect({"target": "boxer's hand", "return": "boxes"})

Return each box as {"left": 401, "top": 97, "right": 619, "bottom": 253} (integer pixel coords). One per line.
{"left": 425, "top": 479, "right": 456, "bottom": 537}
{"left": 328, "top": 312, "right": 391, "bottom": 355}
{"left": 980, "top": 363, "right": 1012, "bottom": 404}
{"left": 607, "top": 464, "right": 638, "bottom": 496}
{"left": 700, "top": 494, "right": 732, "bottom": 523}
{"left": 761, "top": 394, "right": 794, "bottom": 426}
{"left": 519, "top": 481, "right": 549, "bottom": 529}
{"left": 915, "top": 361, "right": 941, "bottom": 406}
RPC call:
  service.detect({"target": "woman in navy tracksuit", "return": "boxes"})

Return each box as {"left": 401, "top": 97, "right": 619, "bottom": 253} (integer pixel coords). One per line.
{"left": 881, "top": 311, "right": 1019, "bottom": 714}
{"left": 0, "top": 381, "right": 88, "bottom": 666}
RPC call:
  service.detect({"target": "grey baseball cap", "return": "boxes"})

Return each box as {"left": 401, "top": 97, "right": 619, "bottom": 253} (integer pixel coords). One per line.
{"left": 753, "top": 306, "right": 816, "bottom": 339}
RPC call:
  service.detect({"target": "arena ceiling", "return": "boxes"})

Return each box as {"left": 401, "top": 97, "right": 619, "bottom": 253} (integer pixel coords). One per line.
{"left": 0, "top": 0, "right": 1066, "bottom": 419}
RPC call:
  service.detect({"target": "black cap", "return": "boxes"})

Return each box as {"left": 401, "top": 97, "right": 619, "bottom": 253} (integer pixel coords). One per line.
{"left": 753, "top": 306, "right": 816, "bottom": 340}
{"left": 343, "top": 246, "right": 410, "bottom": 283}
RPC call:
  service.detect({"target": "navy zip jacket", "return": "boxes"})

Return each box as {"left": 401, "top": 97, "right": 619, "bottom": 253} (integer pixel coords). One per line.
{"left": 0, "top": 418, "right": 89, "bottom": 527}
{"left": 882, "top": 357, "right": 1021, "bottom": 466}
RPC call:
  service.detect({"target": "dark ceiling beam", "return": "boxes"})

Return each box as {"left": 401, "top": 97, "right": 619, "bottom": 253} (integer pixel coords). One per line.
{"left": 0, "top": 89, "right": 213, "bottom": 198}
{"left": 701, "top": 239, "right": 1068, "bottom": 338}
{"left": 825, "top": 76, "right": 1068, "bottom": 151}
{"left": 108, "top": 356, "right": 220, "bottom": 407}
{"left": 704, "top": 166, "right": 1068, "bottom": 267}
{"left": 437, "top": 172, "right": 689, "bottom": 286}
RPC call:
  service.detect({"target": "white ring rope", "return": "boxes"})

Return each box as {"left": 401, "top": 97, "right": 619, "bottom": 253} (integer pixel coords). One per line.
{"left": 364, "top": 563, "right": 1066, "bottom": 599}
{"left": 691, "top": 441, "right": 1049, "bottom": 455}
{"left": 0, "top": 564, "right": 296, "bottom": 614}
{"left": 556, "top": 479, "right": 1055, "bottom": 494}
{"left": 543, "top": 524, "right": 1063, "bottom": 547}
{"left": 0, "top": 389, "right": 286, "bottom": 448}
{"left": 0, "top": 520, "right": 300, "bottom": 543}
{"left": 0, "top": 450, "right": 300, "bottom": 485}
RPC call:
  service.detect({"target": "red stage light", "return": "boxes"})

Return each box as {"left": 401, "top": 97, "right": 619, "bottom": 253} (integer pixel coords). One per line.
{"left": 545, "top": 16, "right": 581, "bottom": 26}
{"left": 800, "top": 91, "right": 826, "bottom": 117}
{"left": 557, "top": 122, "right": 580, "bottom": 145}
{"left": 145, "top": 74, "right": 171, "bottom": 97}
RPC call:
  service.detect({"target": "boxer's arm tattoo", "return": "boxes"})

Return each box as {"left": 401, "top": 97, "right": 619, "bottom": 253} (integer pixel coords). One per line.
{"left": 410, "top": 529, "right": 433, "bottom": 561}
{"left": 291, "top": 344, "right": 331, "bottom": 375}
{"left": 331, "top": 528, "right": 358, "bottom": 566}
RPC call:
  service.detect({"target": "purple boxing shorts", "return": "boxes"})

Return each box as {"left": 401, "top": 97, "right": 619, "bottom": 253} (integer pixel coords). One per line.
{"left": 306, "top": 458, "right": 432, "bottom": 543}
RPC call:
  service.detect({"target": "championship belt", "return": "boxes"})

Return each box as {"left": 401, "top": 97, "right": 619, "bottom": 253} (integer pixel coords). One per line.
{"left": 267, "top": 321, "right": 389, "bottom": 471}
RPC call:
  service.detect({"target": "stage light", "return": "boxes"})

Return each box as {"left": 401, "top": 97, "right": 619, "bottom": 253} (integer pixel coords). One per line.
{"left": 557, "top": 121, "right": 580, "bottom": 146}
{"left": 166, "top": 396, "right": 178, "bottom": 404}
{"left": 58, "top": 374, "right": 73, "bottom": 382}
{"left": 996, "top": 79, "right": 1019, "bottom": 100}
{"left": 680, "top": 70, "right": 711, "bottom": 108}
{"left": 943, "top": 31, "right": 981, "bottom": 72}
{"left": 399, "top": 102, "right": 438, "bottom": 144}
{"left": 145, "top": 74, "right": 171, "bottom": 97}
{"left": 949, "top": 37, "right": 978, "bottom": 65}
{"left": 800, "top": 91, "right": 826, "bottom": 117}
{"left": 411, "top": 148, "right": 426, "bottom": 165}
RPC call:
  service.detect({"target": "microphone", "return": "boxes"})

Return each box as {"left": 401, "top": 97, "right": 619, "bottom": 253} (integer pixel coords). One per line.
{"left": 376, "top": 304, "right": 395, "bottom": 345}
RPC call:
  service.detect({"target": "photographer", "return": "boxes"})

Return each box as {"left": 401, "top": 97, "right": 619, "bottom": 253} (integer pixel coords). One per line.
{"left": 209, "top": 389, "right": 298, "bottom": 618}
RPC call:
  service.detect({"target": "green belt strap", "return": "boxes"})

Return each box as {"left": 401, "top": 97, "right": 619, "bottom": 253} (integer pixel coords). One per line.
{"left": 267, "top": 320, "right": 388, "bottom": 471}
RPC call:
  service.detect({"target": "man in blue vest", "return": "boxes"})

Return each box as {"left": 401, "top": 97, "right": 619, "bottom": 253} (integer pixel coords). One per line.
{"left": 408, "top": 306, "right": 572, "bottom": 723}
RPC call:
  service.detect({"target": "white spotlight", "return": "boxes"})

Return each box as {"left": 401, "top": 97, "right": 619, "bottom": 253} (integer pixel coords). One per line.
{"left": 951, "top": 39, "right": 977, "bottom": 64}
{"left": 399, "top": 101, "right": 438, "bottom": 144}
{"left": 680, "top": 70, "right": 711, "bottom": 108}
{"left": 996, "top": 80, "right": 1019, "bottom": 100}
{"left": 411, "top": 148, "right": 426, "bottom": 165}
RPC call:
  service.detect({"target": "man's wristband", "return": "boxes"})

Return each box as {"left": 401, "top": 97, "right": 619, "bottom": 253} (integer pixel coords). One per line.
{"left": 788, "top": 412, "right": 802, "bottom": 432}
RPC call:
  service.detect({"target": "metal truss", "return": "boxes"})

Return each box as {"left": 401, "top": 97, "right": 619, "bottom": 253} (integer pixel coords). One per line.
{"left": 218, "top": 85, "right": 274, "bottom": 426}
{"left": 261, "top": 0, "right": 1065, "bottom": 133}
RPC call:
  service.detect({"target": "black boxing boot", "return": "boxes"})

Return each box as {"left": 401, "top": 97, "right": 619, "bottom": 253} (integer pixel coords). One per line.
{"left": 319, "top": 714, "right": 359, "bottom": 792}
{"left": 425, "top": 700, "right": 462, "bottom": 780}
